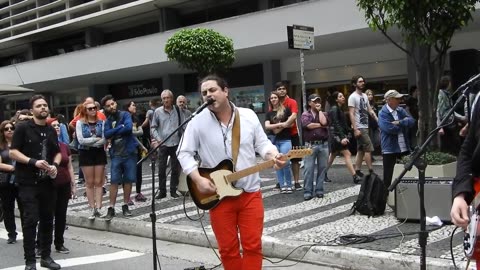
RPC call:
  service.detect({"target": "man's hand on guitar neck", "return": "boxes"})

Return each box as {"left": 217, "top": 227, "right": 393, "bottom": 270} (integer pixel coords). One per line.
{"left": 273, "top": 153, "right": 287, "bottom": 170}
{"left": 451, "top": 194, "right": 469, "bottom": 229}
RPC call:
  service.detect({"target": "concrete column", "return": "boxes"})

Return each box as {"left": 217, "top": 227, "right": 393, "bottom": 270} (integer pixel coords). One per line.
{"left": 159, "top": 8, "right": 180, "bottom": 32}
{"left": 85, "top": 27, "right": 104, "bottom": 48}
{"left": 162, "top": 74, "right": 185, "bottom": 96}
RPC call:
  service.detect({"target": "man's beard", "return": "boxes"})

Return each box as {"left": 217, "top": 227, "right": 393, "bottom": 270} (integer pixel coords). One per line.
{"left": 36, "top": 112, "right": 48, "bottom": 120}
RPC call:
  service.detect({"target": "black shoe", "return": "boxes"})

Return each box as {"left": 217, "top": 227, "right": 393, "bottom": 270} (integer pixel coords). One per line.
{"left": 316, "top": 194, "right": 324, "bottom": 198}
{"left": 40, "top": 256, "right": 61, "bottom": 270}
{"left": 25, "top": 264, "right": 36, "bottom": 270}
{"left": 324, "top": 173, "right": 332, "bottom": 183}
{"left": 122, "top": 204, "right": 132, "bottom": 217}
{"left": 102, "top": 187, "right": 107, "bottom": 195}
{"left": 155, "top": 192, "right": 166, "bottom": 200}
{"left": 55, "top": 245, "right": 70, "bottom": 254}
{"left": 7, "top": 236, "right": 16, "bottom": 244}
{"left": 103, "top": 207, "right": 115, "bottom": 221}
{"left": 274, "top": 183, "right": 280, "bottom": 190}
{"left": 294, "top": 182, "right": 302, "bottom": 190}
{"left": 369, "top": 169, "right": 374, "bottom": 175}
{"left": 353, "top": 174, "right": 361, "bottom": 184}
{"left": 355, "top": 170, "right": 364, "bottom": 177}
{"left": 170, "top": 192, "right": 180, "bottom": 199}
{"left": 35, "top": 248, "right": 42, "bottom": 258}
{"left": 304, "top": 195, "right": 313, "bottom": 201}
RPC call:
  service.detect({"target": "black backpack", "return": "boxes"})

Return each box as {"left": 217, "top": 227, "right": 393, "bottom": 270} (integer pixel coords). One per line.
{"left": 351, "top": 173, "right": 388, "bottom": 217}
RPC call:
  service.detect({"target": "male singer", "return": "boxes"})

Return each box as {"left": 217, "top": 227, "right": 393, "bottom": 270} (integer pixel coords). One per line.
{"left": 10, "top": 95, "right": 62, "bottom": 270}
{"left": 178, "top": 75, "right": 285, "bottom": 270}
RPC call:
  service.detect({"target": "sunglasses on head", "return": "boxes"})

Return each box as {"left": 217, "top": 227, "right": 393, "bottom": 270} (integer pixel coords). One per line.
{"left": 86, "top": 107, "right": 97, "bottom": 111}
{"left": 3, "top": 126, "right": 14, "bottom": 131}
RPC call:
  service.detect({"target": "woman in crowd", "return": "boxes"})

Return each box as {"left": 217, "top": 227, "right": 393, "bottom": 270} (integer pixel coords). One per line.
{"left": 0, "top": 120, "right": 19, "bottom": 244}
{"left": 47, "top": 118, "right": 76, "bottom": 253}
{"left": 76, "top": 101, "right": 107, "bottom": 219}
{"left": 265, "top": 91, "right": 293, "bottom": 193}
{"left": 326, "top": 92, "right": 360, "bottom": 183}
{"left": 366, "top": 89, "right": 380, "bottom": 155}
{"left": 55, "top": 114, "right": 70, "bottom": 145}
{"left": 124, "top": 101, "right": 147, "bottom": 204}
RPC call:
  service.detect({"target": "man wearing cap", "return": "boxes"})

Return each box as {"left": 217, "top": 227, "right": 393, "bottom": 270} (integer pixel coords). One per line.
{"left": 301, "top": 94, "right": 329, "bottom": 200}
{"left": 348, "top": 75, "right": 378, "bottom": 180}
{"left": 378, "top": 90, "right": 415, "bottom": 192}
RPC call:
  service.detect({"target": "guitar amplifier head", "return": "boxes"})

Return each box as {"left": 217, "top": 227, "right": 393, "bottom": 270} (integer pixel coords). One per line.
{"left": 394, "top": 177, "right": 452, "bottom": 222}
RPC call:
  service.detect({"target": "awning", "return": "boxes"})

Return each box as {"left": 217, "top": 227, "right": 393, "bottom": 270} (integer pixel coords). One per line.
{"left": 0, "top": 84, "right": 34, "bottom": 96}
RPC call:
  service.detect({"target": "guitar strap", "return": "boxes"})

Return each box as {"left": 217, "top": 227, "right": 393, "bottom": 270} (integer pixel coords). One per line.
{"left": 232, "top": 108, "right": 240, "bottom": 167}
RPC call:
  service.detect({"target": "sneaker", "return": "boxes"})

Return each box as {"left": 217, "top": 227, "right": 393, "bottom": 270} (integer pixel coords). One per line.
{"left": 94, "top": 208, "right": 101, "bottom": 217}
{"left": 285, "top": 187, "right": 293, "bottom": 194}
{"left": 353, "top": 174, "right": 361, "bottom": 184}
{"left": 316, "top": 193, "right": 324, "bottom": 198}
{"left": 294, "top": 182, "right": 302, "bottom": 190}
{"left": 122, "top": 204, "right": 132, "bottom": 217}
{"left": 355, "top": 170, "right": 364, "bottom": 177}
{"left": 274, "top": 183, "right": 280, "bottom": 190}
{"left": 103, "top": 207, "right": 115, "bottom": 221}
{"left": 135, "top": 193, "right": 147, "bottom": 202}
{"left": 55, "top": 245, "right": 70, "bottom": 254}
{"left": 102, "top": 187, "right": 107, "bottom": 195}
{"left": 40, "top": 256, "right": 61, "bottom": 270}
{"left": 324, "top": 173, "right": 332, "bottom": 183}
{"left": 155, "top": 192, "right": 166, "bottom": 200}
{"left": 280, "top": 187, "right": 287, "bottom": 194}
{"left": 127, "top": 199, "right": 134, "bottom": 206}
{"left": 170, "top": 192, "right": 180, "bottom": 199}
{"left": 7, "top": 236, "right": 16, "bottom": 244}
{"left": 88, "top": 209, "right": 96, "bottom": 220}
{"left": 25, "top": 263, "right": 36, "bottom": 270}
{"left": 304, "top": 194, "right": 313, "bottom": 201}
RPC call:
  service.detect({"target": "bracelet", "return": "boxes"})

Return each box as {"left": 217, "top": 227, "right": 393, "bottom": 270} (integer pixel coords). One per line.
{"left": 53, "top": 162, "right": 60, "bottom": 169}
{"left": 28, "top": 158, "right": 37, "bottom": 167}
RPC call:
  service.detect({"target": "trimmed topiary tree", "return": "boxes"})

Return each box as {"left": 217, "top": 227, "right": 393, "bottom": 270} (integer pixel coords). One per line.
{"left": 165, "top": 28, "right": 235, "bottom": 76}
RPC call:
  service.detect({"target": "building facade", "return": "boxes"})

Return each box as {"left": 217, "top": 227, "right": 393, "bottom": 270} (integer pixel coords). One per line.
{"left": 0, "top": 0, "right": 479, "bottom": 121}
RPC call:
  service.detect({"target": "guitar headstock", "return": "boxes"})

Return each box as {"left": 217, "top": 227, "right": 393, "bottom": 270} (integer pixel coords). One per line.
{"left": 286, "top": 147, "right": 313, "bottom": 159}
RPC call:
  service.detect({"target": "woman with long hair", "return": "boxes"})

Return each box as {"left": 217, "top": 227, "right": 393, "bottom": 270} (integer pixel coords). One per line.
{"left": 76, "top": 101, "right": 107, "bottom": 219}
{"left": 44, "top": 118, "right": 76, "bottom": 253}
{"left": 326, "top": 92, "right": 360, "bottom": 183}
{"left": 123, "top": 101, "right": 148, "bottom": 204}
{"left": 0, "top": 120, "right": 19, "bottom": 244}
{"left": 365, "top": 89, "right": 380, "bottom": 154}
{"left": 265, "top": 91, "right": 293, "bottom": 193}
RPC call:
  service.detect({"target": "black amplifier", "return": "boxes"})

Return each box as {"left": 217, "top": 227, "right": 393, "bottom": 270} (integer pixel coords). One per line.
{"left": 394, "top": 177, "right": 452, "bottom": 222}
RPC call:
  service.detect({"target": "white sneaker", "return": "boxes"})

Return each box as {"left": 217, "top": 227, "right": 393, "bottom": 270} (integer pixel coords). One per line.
{"left": 88, "top": 208, "right": 96, "bottom": 220}
{"left": 280, "top": 187, "right": 287, "bottom": 194}
{"left": 286, "top": 187, "right": 293, "bottom": 194}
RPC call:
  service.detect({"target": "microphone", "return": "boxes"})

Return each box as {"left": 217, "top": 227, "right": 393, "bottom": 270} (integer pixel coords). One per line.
{"left": 191, "top": 98, "right": 214, "bottom": 116}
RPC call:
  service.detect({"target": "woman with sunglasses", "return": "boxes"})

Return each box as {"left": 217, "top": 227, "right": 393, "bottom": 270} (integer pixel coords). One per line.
{"left": 76, "top": 101, "right": 107, "bottom": 219}
{"left": 0, "top": 120, "right": 19, "bottom": 244}
{"left": 40, "top": 118, "right": 76, "bottom": 254}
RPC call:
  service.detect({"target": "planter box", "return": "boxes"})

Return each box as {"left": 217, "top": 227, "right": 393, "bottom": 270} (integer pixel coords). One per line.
{"left": 387, "top": 161, "right": 457, "bottom": 207}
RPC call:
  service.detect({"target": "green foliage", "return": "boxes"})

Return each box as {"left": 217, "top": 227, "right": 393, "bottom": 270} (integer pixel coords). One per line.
{"left": 398, "top": 151, "right": 457, "bottom": 165}
{"left": 356, "top": 0, "right": 477, "bottom": 48}
{"left": 165, "top": 28, "right": 235, "bottom": 75}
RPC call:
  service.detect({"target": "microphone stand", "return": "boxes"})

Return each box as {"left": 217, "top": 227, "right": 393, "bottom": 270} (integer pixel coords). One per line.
{"left": 137, "top": 100, "right": 212, "bottom": 270}
{"left": 388, "top": 79, "right": 479, "bottom": 270}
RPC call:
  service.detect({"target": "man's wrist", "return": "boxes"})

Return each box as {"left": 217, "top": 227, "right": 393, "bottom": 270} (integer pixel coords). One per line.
{"left": 28, "top": 158, "right": 37, "bottom": 167}
{"left": 53, "top": 162, "right": 60, "bottom": 169}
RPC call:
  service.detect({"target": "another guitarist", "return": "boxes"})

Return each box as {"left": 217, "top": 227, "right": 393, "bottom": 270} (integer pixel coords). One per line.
{"left": 451, "top": 95, "right": 480, "bottom": 229}
{"left": 177, "top": 75, "right": 286, "bottom": 270}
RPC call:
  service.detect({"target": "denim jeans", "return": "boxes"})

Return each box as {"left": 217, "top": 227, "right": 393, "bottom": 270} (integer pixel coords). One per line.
{"left": 303, "top": 141, "right": 329, "bottom": 196}
{"left": 275, "top": 139, "right": 292, "bottom": 188}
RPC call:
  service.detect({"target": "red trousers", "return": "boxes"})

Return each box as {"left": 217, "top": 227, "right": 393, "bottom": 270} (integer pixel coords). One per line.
{"left": 210, "top": 191, "right": 264, "bottom": 270}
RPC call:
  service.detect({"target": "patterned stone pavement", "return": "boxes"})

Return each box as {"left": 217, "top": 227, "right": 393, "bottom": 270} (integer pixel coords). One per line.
{"left": 68, "top": 156, "right": 464, "bottom": 268}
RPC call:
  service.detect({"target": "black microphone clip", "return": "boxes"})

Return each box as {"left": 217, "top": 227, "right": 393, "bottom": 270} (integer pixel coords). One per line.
{"left": 191, "top": 98, "right": 214, "bottom": 116}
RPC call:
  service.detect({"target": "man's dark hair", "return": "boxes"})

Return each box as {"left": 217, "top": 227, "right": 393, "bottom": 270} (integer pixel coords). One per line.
{"left": 150, "top": 98, "right": 162, "bottom": 108}
{"left": 199, "top": 74, "right": 229, "bottom": 90}
{"left": 274, "top": 80, "right": 290, "bottom": 90}
{"left": 29, "top": 94, "right": 47, "bottom": 108}
{"left": 439, "top": 76, "right": 451, "bottom": 90}
{"left": 351, "top": 75, "right": 365, "bottom": 91}
{"left": 101, "top": 94, "right": 114, "bottom": 107}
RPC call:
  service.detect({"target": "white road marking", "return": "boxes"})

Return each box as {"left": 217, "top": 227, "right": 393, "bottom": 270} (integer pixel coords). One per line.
{"left": 0, "top": 228, "right": 23, "bottom": 240}
{"left": 0, "top": 250, "right": 143, "bottom": 270}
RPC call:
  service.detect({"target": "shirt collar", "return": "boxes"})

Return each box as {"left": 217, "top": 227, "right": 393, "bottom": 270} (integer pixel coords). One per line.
{"left": 386, "top": 104, "right": 396, "bottom": 113}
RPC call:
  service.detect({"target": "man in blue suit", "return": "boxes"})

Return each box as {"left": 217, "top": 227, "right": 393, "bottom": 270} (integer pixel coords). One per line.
{"left": 378, "top": 90, "right": 415, "bottom": 190}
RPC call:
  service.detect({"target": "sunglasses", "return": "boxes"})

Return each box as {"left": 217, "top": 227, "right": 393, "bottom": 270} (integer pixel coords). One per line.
{"left": 3, "top": 126, "right": 15, "bottom": 131}
{"left": 86, "top": 107, "right": 97, "bottom": 111}
{"left": 52, "top": 124, "right": 60, "bottom": 128}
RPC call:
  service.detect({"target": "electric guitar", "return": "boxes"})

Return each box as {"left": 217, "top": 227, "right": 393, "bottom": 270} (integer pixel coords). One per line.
{"left": 187, "top": 148, "right": 312, "bottom": 210}
{"left": 464, "top": 180, "right": 480, "bottom": 263}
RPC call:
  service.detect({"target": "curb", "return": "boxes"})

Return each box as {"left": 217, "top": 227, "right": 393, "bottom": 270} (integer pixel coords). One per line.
{"left": 66, "top": 213, "right": 459, "bottom": 270}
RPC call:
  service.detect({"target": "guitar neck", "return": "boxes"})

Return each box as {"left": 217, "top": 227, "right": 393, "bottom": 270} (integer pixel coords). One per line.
{"left": 226, "top": 160, "right": 275, "bottom": 182}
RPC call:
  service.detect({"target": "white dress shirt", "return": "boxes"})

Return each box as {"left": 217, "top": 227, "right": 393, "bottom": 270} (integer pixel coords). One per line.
{"left": 177, "top": 105, "right": 276, "bottom": 192}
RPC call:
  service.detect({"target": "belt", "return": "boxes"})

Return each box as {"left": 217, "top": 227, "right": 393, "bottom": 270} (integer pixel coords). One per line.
{"left": 306, "top": 139, "right": 328, "bottom": 145}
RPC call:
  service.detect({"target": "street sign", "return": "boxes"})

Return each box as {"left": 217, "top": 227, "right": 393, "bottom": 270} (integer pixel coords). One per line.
{"left": 287, "top": 25, "right": 314, "bottom": 50}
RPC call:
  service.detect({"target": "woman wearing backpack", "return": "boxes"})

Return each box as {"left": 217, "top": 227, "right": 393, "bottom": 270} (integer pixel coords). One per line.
{"left": 325, "top": 92, "right": 361, "bottom": 183}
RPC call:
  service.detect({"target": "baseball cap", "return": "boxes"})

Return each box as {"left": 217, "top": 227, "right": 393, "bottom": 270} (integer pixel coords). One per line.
{"left": 384, "top": 90, "right": 405, "bottom": 99}
{"left": 308, "top": 94, "right": 321, "bottom": 101}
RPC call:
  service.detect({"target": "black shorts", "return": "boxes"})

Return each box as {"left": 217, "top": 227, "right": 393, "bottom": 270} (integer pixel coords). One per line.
{"left": 78, "top": 148, "right": 107, "bottom": 167}
{"left": 290, "top": 134, "right": 302, "bottom": 162}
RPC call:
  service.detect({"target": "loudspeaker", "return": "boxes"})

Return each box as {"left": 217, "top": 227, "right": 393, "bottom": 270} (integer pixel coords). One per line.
{"left": 450, "top": 49, "right": 480, "bottom": 91}
{"left": 395, "top": 177, "right": 452, "bottom": 222}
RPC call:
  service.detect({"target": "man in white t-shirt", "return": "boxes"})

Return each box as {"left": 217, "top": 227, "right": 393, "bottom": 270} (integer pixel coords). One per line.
{"left": 348, "top": 75, "right": 378, "bottom": 182}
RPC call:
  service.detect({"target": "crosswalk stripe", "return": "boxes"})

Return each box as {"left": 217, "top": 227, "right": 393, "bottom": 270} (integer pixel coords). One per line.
{"left": 0, "top": 228, "right": 23, "bottom": 240}
{"left": 0, "top": 250, "right": 143, "bottom": 270}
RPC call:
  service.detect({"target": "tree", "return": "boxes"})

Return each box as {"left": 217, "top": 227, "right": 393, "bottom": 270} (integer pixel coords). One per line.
{"left": 356, "top": 0, "right": 478, "bottom": 143}
{"left": 165, "top": 28, "right": 235, "bottom": 77}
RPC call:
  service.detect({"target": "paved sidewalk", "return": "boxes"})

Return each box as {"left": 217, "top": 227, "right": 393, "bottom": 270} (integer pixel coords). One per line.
{"left": 65, "top": 156, "right": 465, "bottom": 270}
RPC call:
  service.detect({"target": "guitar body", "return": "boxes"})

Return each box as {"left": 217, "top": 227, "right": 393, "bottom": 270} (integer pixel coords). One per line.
{"left": 465, "top": 180, "right": 480, "bottom": 261}
{"left": 187, "top": 159, "right": 243, "bottom": 210}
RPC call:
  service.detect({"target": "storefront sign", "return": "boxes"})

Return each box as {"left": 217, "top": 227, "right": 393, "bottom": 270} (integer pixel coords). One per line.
{"left": 109, "top": 79, "right": 162, "bottom": 100}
